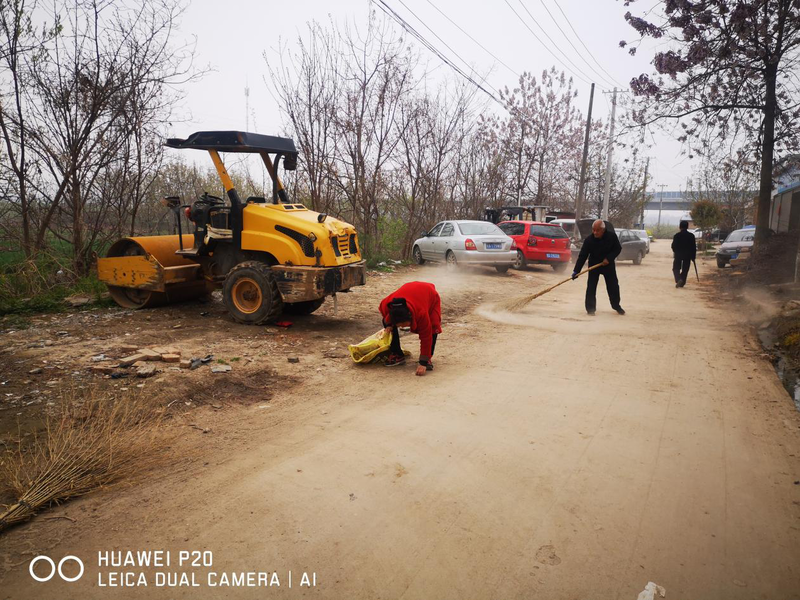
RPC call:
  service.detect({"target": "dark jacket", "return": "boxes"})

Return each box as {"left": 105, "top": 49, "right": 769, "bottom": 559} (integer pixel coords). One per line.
{"left": 574, "top": 230, "right": 622, "bottom": 272}
{"left": 671, "top": 229, "right": 697, "bottom": 260}
{"left": 379, "top": 282, "right": 442, "bottom": 361}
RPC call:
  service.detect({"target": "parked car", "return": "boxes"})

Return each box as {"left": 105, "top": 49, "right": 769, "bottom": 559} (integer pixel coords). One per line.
{"left": 689, "top": 228, "right": 704, "bottom": 239}
{"left": 615, "top": 229, "right": 649, "bottom": 264}
{"left": 629, "top": 229, "right": 651, "bottom": 253}
{"left": 715, "top": 228, "right": 755, "bottom": 268}
{"left": 549, "top": 218, "right": 576, "bottom": 237}
{"left": 412, "top": 220, "right": 517, "bottom": 272}
{"left": 496, "top": 220, "right": 572, "bottom": 272}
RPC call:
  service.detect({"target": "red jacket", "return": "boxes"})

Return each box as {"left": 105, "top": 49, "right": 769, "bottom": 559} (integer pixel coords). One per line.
{"left": 379, "top": 281, "right": 442, "bottom": 361}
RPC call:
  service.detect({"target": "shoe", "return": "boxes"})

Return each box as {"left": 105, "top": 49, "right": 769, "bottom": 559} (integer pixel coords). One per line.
{"left": 675, "top": 282, "right": 680, "bottom": 288}
{"left": 677, "top": 280, "right": 685, "bottom": 288}
{"left": 587, "top": 310, "right": 596, "bottom": 316}
{"left": 614, "top": 306, "right": 626, "bottom": 315}
{"left": 425, "top": 360, "right": 434, "bottom": 371}
{"left": 385, "top": 354, "right": 406, "bottom": 367}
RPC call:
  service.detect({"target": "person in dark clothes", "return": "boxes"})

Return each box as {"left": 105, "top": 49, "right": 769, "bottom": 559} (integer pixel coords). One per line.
{"left": 379, "top": 281, "right": 442, "bottom": 376}
{"left": 671, "top": 220, "right": 697, "bottom": 287}
{"left": 572, "top": 219, "right": 625, "bottom": 315}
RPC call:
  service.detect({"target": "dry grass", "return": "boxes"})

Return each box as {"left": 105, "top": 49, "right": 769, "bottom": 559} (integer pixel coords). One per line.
{"left": 0, "top": 388, "right": 171, "bottom": 533}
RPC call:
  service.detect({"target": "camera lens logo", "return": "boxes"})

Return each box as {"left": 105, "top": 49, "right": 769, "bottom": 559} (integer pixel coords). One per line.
{"left": 29, "top": 556, "right": 84, "bottom": 582}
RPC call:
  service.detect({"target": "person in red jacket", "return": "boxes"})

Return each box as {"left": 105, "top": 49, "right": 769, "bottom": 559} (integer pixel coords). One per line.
{"left": 379, "top": 281, "right": 442, "bottom": 376}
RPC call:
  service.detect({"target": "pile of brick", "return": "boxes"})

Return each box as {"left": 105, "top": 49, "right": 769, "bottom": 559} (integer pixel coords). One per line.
{"left": 90, "top": 344, "right": 190, "bottom": 378}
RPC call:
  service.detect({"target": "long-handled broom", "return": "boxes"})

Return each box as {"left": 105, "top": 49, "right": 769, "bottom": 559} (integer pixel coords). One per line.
{"left": 498, "top": 262, "right": 605, "bottom": 312}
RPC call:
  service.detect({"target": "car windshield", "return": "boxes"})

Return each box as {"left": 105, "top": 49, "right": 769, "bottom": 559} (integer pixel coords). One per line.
{"left": 530, "top": 225, "right": 568, "bottom": 239}
{"left": 725, "top": 230, "right": 754, "bottom": 243}
{"left": 458, "top": 222, "right": 502, "bottom": 235}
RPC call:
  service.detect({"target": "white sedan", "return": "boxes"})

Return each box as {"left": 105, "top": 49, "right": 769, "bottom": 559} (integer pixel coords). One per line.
{"left": 412, "top": 220, "right": 517, "bottom": 273}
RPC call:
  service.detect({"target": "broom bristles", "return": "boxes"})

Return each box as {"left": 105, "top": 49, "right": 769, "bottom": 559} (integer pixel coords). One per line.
{"left": 0, "top": 388, "right": 170, "bottom": 532}
{"left": 496, "top": 263, "right": 604, "bottom": 312}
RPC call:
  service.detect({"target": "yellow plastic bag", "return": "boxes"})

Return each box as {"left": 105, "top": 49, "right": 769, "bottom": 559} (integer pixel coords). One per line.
{"left": 348, "top": 329, "right": 410, "bottom": 364}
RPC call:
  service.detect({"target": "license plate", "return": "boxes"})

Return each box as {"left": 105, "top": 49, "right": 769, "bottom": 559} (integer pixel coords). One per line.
{"left": 546, "top": 253, "right": 560, "bottom": 259}
{"left": 486, "top": 243, "right": 502, "bottom": 249}
{"left": 730, "top": 253, "right": 738, "bottom": 260}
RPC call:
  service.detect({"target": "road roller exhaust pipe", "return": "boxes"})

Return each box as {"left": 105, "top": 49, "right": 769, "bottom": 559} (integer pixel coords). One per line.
{"left": 98, "top": 235, "right": 212, "bottom": 309}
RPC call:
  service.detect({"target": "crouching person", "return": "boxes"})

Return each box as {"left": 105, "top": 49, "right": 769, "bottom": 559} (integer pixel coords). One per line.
{"left": 379, "top": 281, "right": 442, "bottom": 376}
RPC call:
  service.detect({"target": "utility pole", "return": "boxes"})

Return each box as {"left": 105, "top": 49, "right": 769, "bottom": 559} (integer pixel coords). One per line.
{"left": 575, "top": 83, "right": 595, "bottom": 221}
{"left": 244, "top": 80, "right": 250, "bottom": 131}
{"left": 601, "top": 88, "right": 617, "bottom": 221}
{"left": 657, "top": 183, "right": 667, "bottom": 228}
{"left": 640, "top": 157, "right": 649, "bottom": 228}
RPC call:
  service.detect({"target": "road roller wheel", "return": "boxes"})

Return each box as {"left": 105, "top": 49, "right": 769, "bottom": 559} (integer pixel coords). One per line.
{"left": 223, "top": 261, "right": 283, "bottom": 324}
{"left": 283, "top": 298, "right": 325, "bottom": 316}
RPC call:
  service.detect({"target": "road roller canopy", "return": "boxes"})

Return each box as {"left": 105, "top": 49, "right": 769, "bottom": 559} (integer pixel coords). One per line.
{"left": 165, "top": 131, "right": 298, "bottom": 168}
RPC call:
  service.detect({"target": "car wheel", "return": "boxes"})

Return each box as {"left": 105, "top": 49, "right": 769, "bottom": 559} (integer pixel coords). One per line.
{"left": 413, "top": 246, "right": 425, "bottom": 265}
{"left": 552, "top": 262, "right": 568, "bottom": 273}
{"left": 716, "top": 257, "right": 726, "bottom": 269}
{"left": 496, "top": 265, "right": 510, "bottom": 273}
{"left": 513, "top": 250, "right": 527, "bottom": 270}
{"left": 445, "top": 250, "right": 458, "bottom": 271}
{"left": 633, "top": 251, "right": 644, "bottom": 265}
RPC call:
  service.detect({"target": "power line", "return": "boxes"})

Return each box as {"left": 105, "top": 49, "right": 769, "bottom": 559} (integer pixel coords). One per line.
{"left": 372, "top": 0, "right": 502, "bottom": 104}
{"left": 504, "top": 0, "right": 595, "bottom": 87}
{"left": 536, "top": 0, "right": 620, "bottom": 89}
{"left": 396, "top": 0, "right": 501, "bottom": 94}
{"left": 423, "top": 0, "right": 520, "bottom": 79}
{"left": 550, "top": 0, "right": 625, "bottom": 88}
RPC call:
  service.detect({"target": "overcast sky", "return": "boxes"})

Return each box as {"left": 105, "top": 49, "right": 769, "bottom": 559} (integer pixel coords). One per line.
{"left": 173, "top": 0, "right": 696, "bottom": 191}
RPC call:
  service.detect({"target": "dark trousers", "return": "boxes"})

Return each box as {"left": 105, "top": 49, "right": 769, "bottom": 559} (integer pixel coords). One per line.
{"left": 389, "top": 327, "right": 437, "bottom": 358}
{"left": 585, "top": 263, "right": 621, "bottom": 313}
{"left": 673, "top": 257, "right": 691, "bottom": 284}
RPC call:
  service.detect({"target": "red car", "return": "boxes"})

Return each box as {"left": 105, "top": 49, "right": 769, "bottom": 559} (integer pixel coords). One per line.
{"left": 496, "top": 220, "right": 572, "bottom": 272}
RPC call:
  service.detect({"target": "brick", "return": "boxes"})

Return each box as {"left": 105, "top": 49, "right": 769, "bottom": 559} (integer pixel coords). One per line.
{"left": 164, "top": 346, "right": 181, "bottom": 355}
{"left": 119, "top": 353, "right": 147, "bottom": 367}
{"left": 118, "top": 344, "right": 139, "bottom": 352}
{"left": 132, "top": 361, "right": 149, "bottom": 368}
{"left": 91, "top": 365, "right": 116, "bottom": 375}
{"left": 179, "top": 359, "right": 191, "bottom": 369}
{"left": 136, "top": 348, "right": 161, "bottom": 361}
{"left": 161, "top": 354, "right": 180, "bottom": 363}
{"left": 150, "top": 347, "right": 168, "bottom": 355}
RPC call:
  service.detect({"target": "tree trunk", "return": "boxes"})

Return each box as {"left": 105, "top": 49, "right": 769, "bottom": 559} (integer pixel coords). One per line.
{"left": 755, "top": 64, "right": 778, "bottom": 246}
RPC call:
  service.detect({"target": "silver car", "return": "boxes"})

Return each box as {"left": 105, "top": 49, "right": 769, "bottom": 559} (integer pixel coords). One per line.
{"left": 412, "top": 220, "right": 517, "bottom": 273}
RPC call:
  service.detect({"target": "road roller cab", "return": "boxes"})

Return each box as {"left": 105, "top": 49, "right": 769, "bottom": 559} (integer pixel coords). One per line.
{"left": 97, "top": 131, "right": 367, "bottom": 324}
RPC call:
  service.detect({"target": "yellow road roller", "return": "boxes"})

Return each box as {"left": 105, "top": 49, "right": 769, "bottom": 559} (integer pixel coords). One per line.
{"left": 97, "top": 131, "right": 366, "bottom": 324}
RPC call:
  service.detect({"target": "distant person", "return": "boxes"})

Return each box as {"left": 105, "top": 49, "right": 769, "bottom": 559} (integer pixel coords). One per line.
{"left": 572, "top": 219, "right": 625, "bottom": 315}
{"left": 379, "top": 281, "right": 442, "bottom": 376}
{"left": 671, "top": 221, "right": 697, "bottom": 288}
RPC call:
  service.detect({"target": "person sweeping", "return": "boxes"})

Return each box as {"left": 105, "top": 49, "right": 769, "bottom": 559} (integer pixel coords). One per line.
{"left": 572, "top": 219, "right": 625, "bottom": 315}
{"left": 379, "top": 281, "right": 442, "bottom": 376}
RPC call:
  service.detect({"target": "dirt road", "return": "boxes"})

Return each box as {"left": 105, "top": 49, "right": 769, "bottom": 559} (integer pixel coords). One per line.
{"left": 3, "top": 242, "right": 800, "bottom": 599}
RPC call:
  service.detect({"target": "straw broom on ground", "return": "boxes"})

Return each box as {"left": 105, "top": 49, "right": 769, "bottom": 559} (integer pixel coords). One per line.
{"left": 0, "top": 390, "right": 169, "bottom": 533}
{"left": 498, "top": 262, "right": 605, "bottom": 312}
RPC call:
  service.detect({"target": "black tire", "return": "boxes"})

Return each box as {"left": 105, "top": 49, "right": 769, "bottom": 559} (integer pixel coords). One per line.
{"left": 552, "top": 262, "right": 568, "bottom": 273}
{"left": 716, "top": 257, "right": 726, "bottom": 269}
{"left": 513, "top": 250, "right": 527, "bottom": 270}
{"left": 413, "top": 246, "right": 425, "bottom": 265}
{"left": 283, "top": 298, "right": 325, "bottom": 316}
{"left": 633, "top": 251, "right": 644, "bottom": 265}
{"left": 496, "top": 265, "right": 510, "bottom": 273}
{"left": 446, "top": 251, "right": 458, "bottom": 270}
{"left": 223, "top": 260, "right": 283, "bottom": 325}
